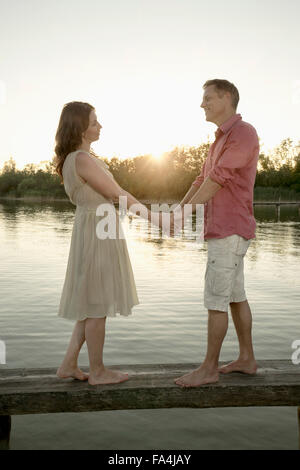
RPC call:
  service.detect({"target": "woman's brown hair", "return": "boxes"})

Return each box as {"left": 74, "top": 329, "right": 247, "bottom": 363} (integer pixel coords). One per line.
{"left": 53, "top": 101, "right": 98, "bottom": 183}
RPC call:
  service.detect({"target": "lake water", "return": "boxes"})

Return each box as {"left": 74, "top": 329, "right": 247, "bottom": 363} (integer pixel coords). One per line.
{"left": 0, "top": 199, "right": 300, "bottom": 450}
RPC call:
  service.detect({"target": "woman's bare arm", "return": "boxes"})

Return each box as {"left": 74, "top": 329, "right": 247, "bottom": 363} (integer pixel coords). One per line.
{"left": 75, "top": 152, "right": 153, "bottom": 221}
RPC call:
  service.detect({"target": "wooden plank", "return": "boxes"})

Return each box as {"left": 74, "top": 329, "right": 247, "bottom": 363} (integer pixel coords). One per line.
{"left": 0, "top": 361, "right": 300, "bottom": 416}
{"left": 0, "top": 416, "right": 11, "bottom": 450}
{"left": 298, "top": 407, "right": 300, "bottom": 450}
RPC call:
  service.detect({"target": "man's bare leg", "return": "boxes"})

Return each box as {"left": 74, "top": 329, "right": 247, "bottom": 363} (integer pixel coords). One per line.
{"left": 218, "top": 300, "right": 257, "bottom": 374}
{"left": 56, "top": 319, "right": 89, "bottom": 380}
{"left": 174, "top": 310, "right": 228, "bottom": 387}
{"left": 85, "top": 317, "right": 129, "bottom": 385}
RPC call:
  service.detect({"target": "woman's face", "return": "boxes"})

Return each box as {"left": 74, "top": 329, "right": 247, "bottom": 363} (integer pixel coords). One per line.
{"left": 82, "top": 109, "right": 102, "bottom": 143}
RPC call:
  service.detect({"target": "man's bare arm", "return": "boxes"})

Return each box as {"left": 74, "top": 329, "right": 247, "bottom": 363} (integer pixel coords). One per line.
{"left": 178, "top": 184, "right": 199, "bottom": 207}
{"left": 178, "top": 177, "right": 222, "bottom": 209}
{"left": 171, "top": 176, "right": 222, "bottom": 234}
{"left": 188, "top": 176, "right": 222, "bottom": 210}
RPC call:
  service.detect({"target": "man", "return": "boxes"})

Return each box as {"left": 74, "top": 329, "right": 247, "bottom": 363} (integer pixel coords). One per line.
{"left": 173, "top": 79, "right": 260, "bottom": 387}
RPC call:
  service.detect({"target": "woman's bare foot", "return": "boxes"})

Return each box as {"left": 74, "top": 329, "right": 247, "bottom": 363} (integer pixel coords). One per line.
{"left": 88, "top": 367, "right": 129, "bottom": 386}
{"left": 218, "top": 359, "right": 257, "bottom": 375}
{"left": 174, "top": 365, "right": 219, "bottom": 387}
{"left": 56, "top": 366, "right": 89, "bottom": 381}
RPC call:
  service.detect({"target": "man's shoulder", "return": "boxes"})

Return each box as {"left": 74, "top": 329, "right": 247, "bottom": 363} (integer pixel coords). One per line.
{"left": 234, "top": 119, "right": 257, "bottom": 134}
{"left": 229, "top": 119, "right": 259, "bottom": 142}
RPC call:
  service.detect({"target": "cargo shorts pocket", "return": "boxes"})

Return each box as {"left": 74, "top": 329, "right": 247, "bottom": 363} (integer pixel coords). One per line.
{"left": 228, "top": 235, "right": 251, "bottom": 257}
{"left": 205, "top": 258, "right": 234, "bottom": 297}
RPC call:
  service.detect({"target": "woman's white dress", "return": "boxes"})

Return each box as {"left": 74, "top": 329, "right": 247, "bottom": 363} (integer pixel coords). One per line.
{"left": 57, "top": 150, "right": 139, "bottom": 321}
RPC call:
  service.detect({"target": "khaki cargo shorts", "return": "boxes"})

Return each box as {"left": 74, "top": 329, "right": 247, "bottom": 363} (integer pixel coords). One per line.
{"left": 204, "top": 234, "right": 252, "bottom": 313}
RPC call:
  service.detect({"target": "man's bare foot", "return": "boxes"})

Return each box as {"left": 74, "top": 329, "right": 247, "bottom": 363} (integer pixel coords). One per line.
{"left": 56, "top": 366, "right": 89, "bottom": 381}
{"left": 88, "top": 367, "right": 129, "bottom": 386}
{"left": 218, "top": 359, "right": 257, "bottom": 375}
{"left": 174, "top": 366, "right": 219, "bottom": 387}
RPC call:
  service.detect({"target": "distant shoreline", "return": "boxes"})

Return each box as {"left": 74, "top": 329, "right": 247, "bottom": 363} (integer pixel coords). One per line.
{"left": 0, "top": 196, "right": 179, "bottom": 204}
{"left": 0, "top": 196, "right": 70, "bottom": 202}
{"left": 0, "top": 196, "right": 299, "bottom": 204}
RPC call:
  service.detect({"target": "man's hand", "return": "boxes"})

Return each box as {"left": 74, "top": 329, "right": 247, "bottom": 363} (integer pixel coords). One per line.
{"left": 188, "top": 176, "right": 222, "bottom": 206}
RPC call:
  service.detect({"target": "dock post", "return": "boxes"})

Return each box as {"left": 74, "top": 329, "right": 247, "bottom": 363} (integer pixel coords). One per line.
{"left": 276, "top": 203, "right": 280, "bottom": 221}
{"left": 0, "top": 415, "right": 11, "bottom": 450}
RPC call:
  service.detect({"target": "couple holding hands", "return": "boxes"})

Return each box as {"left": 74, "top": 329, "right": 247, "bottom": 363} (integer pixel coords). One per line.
{"left": 54, "top": 79, "right": 259, "bottom": 387}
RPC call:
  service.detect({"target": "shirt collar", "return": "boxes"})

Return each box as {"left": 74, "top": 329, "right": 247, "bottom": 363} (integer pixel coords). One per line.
{"left": 215, "top": 113, "right": 242, "bottom": 139}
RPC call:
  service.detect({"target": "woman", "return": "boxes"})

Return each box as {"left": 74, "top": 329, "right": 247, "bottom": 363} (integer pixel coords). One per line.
{"left": 54, "top": 101, "right": 160, "bottom": 386}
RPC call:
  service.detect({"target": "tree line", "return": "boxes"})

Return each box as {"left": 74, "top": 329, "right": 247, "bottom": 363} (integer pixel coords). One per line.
{"left": 0, "top": 138, "right": 299, "bottom": 201}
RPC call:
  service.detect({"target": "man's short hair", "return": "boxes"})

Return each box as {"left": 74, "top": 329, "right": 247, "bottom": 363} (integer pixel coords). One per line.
{"left": 203, "top": 79, "right": 239, "bottom": 110}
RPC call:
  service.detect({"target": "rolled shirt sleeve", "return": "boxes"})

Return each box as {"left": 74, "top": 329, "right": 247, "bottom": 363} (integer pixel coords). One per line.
{"left": 208, "top": 126, "right": 259, "bottom": 188}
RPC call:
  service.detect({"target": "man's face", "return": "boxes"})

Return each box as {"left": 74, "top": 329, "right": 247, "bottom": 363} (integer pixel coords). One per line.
{"left": 200, "top": 85, "right": 230, "bottom": 124}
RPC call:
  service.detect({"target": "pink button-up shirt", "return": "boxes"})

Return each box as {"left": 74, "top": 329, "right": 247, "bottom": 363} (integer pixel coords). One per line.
{"left": 192, "top": 114, "right": 259, "bottom": 240}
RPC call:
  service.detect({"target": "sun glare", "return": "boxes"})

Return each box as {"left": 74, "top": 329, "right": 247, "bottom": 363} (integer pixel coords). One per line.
{"left": 151, "top": 152, "right": 163, "bottom": 160}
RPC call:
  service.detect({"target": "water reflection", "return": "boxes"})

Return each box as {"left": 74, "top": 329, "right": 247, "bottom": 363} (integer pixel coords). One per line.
{"left": 1, "top": 199, "right": 300, "bottom": 252}
{"left": 0, "top": 199, "right": 299, "bottom": 450}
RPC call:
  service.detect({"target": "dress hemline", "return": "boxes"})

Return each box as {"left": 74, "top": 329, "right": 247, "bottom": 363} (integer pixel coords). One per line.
{"left": 57, "top": 303, "right": 139, "bottom": 322}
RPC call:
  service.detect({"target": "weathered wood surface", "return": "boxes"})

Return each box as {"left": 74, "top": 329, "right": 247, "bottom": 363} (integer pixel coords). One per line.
{"left": 298, "top": 406, "right": 300, "bottom": 449}
{"left": 0, "top": 360, "right": 299, "bottom": 416}
{"left": 0, "top": 416, "right": 11, "bottom": 450}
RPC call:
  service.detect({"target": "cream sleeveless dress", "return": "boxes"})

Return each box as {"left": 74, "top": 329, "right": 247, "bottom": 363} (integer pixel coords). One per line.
{"left": 57, "top": 150, "right": 139, "bottom": 321}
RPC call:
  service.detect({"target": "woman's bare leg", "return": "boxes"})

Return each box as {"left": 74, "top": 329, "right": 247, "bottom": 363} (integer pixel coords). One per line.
{"left": 56, "top": 319, "right": 89, "bottom": 380}
{"left": 85, "top": 317, "right": 129, "bottom": 385}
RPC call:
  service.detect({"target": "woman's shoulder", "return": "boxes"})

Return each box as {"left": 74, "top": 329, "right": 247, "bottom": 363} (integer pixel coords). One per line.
{"left": 63, "top": 150, "right": 89, "bottom": 175}
{"left": 69, "top": 150, "right": 95, "bottom": 170}
{"left": 91, "top": 155, "right": 110, "bottom": 170}
{"left": 65, "top": 150, "right": 110, "bottom": 173}
{"left": 71, "top": 149, "right": 91, "bottom": 159}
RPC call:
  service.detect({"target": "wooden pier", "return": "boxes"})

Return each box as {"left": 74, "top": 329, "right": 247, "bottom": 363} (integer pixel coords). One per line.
{"left": 253, "top": 202, "right": 300, "bottom": 205}
{"left": 253, "top": 201, "right": 300, "bottom": 220}
{"left": 0, "top": 360, "right": 300, "bottom": 450}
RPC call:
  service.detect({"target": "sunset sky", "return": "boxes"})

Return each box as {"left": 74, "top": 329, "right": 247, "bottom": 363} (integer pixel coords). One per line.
{"left": 0, "top": 0, "right": 299, "bottom": 170}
